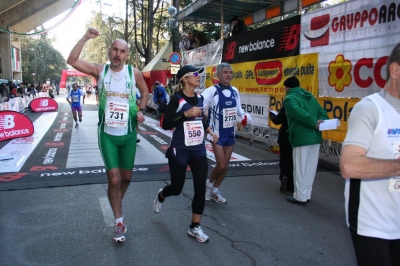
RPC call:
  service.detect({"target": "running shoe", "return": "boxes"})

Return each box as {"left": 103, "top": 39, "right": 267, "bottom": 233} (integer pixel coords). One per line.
{"left": 211, "top": 191, "right": 227, "bottom": 204}
{"left": 205, "top": 185, "right": 212, "bottom": 201}
{"left": 79, "top": 117, "right": 82, "bottom": 122}
{"left": 153, "top": 189, "right": 163, "bottom": 213}
{"left": 75, "top": 122, "right": 79, "bottom": 128}
{"left": 113, "top": 221, "right": 127, "bottom": 242}
{"left": 188, "top": 225, "right": 209, "bottom": 243}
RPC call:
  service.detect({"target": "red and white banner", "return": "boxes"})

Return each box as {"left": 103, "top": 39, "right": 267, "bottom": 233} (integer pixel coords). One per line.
{"left": 29, "top": 98, "right": 59, "bottom": 112}
{"left": 182, "top": 39, "right": 223, "bottom": 68}
{"left": 0, "top": 111, "right": 34, "bottom": 142}
{"left": 301, "top": 0, "right": 400, "bottom": 98}
{"left": 182, "top": 45, "right": 208, "bottom": 68}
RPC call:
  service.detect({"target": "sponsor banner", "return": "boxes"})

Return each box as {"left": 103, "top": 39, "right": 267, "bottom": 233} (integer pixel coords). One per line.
{"left": 0, "top": 111, "right": 34, "bottom": 142}
{"left": 182, "top": 45, "right": 208, "bottom": 68}
{"left": 318, "top": 97, "right": 359, "bottom": 142}
{"left": 268, "top": 94, "right": 286, "bottom": 130}
{"left": 240, "top": 94, "right": 270, "bottom": 126}
{"left": 0, "top": 112, "right": 57, "bottom": 173}
{"left": 29, "top": 97, "right": 59, "bottom": 112}
{"left": 205, "top": 53, "right": 319, "bottom": 96}
{"left": 206, "top": 39, "right": 224, "bottom": 66}
{"left": 222, "top": 15, "right": 301, "bottom": 64}
{"left": 301, "top": 0, "right": 400, "bottom": 98}
{"left": 0, "top": 159, "right": 279, "bottom": 189}
{"left": 182, "top": 39, "right": 224, "bottom": 68}
{"left": 268, "top": 95, "right": 359, "bottom": 142}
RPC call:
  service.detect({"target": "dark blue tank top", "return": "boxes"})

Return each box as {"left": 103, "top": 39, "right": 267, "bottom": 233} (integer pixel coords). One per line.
{"left": 171, "top": 93, "right": 205, "bottom": 150}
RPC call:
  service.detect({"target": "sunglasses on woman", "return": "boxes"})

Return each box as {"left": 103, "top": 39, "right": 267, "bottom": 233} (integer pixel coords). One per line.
{"left": 182, "top": 71, "right": 199, "bottom": 78}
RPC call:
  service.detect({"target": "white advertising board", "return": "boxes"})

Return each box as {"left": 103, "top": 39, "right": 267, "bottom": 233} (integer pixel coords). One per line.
{"left": 182, "top": 39, "right": 223, "bottom": 68}
{"left": 301, "top": 0, "right": 400, "bottom": 98}
{"left": 239, "top": 94, "right": 270, "bottom": 126}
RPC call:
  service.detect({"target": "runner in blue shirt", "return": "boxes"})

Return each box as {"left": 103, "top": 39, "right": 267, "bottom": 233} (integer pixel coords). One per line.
{"left": 66, "top": 83, "right": 85, "bottom": 128}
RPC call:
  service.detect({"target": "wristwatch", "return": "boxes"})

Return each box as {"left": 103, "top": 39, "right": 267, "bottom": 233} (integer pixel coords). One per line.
{"left": 139, "top": 108, "right": 146, "bottom": 114}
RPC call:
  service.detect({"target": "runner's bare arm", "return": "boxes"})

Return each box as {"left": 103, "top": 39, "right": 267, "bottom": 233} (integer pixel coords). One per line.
{"left": 134, "top": 68, "right": 149, "bottom": 110}
{"left": 340, "top": 144, "right": 400, "bottom": 179}
{"left": 67, "top": 27, "right": 103, "bottom": 80}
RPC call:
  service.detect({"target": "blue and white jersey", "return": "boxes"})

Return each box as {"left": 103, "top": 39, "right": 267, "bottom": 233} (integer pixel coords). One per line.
{"left": 201, "top": 84, "right": 246, "bottom": 138}
{"left": 66, "top": 89, "right": 84, "bottom": 106}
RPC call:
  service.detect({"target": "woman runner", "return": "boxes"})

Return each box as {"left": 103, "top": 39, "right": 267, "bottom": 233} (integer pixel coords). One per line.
{"left": 152, "top": 65, "right": 218, "bottom": 243}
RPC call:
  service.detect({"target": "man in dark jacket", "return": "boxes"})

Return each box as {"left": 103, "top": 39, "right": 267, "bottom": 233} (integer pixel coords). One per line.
{"left": 153, "top": 81, "right": 167, "bottom": 114}
{"left": 231, "top": 16, "right": 247, "bottom": 36}
{"left": 269, "top": 105, "right": 293, "bottom": 195}
{"left": 283, "top": 76, "right": 328, "bottom": 205}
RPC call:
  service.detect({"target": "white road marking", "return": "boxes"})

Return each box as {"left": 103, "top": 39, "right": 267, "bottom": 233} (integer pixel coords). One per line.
{"left": 99, "top": 196, "right": 115, "bottom": 227}
{"left": 66, "top": 111, "right": 168, "bottom": 168}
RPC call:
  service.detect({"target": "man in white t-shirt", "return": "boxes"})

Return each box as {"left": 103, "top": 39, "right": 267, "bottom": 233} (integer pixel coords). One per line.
{"left": 340, "top": 43, "right": 400, "bottom": 265}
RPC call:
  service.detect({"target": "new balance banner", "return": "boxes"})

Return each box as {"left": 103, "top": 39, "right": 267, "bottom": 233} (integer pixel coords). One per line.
{"left": 0, "top": 111, "right": 34, "bottom": 142}
{"left": 222, "top": 15, "right": 301, "bottom": 64}
{"left": 29, "top": 98, "right": 58, "bottom": 112}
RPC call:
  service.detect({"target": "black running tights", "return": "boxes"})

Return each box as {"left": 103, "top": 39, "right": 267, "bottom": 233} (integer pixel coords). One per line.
{"left": 350, "top": 230, "right": 400, "bottom": 266}
{"left": 162, "top": 155, "right": 208, "bottom": 215}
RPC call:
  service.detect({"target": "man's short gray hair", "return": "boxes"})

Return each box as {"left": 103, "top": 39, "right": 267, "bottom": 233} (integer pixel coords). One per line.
{"left": 216, "top": 62, "right": 232, "bottom": 74}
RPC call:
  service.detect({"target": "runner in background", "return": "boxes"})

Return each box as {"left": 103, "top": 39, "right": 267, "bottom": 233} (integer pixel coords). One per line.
{"left": 66, "top": 83, "right": 85, "bottom": 128}
{"left": 94, "top": 85, "right": 99, "bottom": 105}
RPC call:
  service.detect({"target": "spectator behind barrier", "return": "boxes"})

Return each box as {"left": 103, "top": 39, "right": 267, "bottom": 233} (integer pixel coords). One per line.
{"left": 179, "top": 33, "right": 192, "bottom": 51}
{"left": 187, "top": 30, "right": 196, "bottom": 50}
{"left": 194, "top": 32, "right": 210, "bottom": 47}
{"left": 231, "top": 16, "right": 247, "bottom": 36}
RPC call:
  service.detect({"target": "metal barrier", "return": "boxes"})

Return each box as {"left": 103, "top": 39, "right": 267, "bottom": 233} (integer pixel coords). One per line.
{"left": 235, "top": 123, "right": 341, "bottom": 167}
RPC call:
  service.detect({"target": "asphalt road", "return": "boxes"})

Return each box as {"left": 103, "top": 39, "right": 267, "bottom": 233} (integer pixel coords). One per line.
{"left": 0, "top": 94, "right": 356, "bottom": 266}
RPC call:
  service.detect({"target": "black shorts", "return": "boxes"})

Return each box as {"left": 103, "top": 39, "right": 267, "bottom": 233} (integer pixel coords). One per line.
{"left": 166, "top": 146, "right": 206, "bottom": 165}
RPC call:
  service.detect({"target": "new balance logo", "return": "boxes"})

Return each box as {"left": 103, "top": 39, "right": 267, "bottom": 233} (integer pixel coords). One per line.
{"left": 277, "top": 24, "right": 300, "bottom": 52}
{"left": 0, "top": 114, "right": 15, "bottom": 130}
{"left": 223, "top": 41, "right": 237, "bottom": 61}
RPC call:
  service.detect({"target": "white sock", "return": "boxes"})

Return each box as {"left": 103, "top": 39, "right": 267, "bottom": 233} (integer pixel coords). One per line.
{"left": 212, "top": 187, "right": 218, "bottom": 194}
{"left": 115, "top": 217, "right": 123, "bottom": 224}
{"left": 206, "top": 179, "right": 214, "bottom": 188}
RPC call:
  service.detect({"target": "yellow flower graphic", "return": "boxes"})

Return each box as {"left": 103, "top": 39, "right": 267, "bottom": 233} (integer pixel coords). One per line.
{"left": 328, "top": 54, "right": 352, "bottom": 92}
